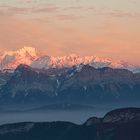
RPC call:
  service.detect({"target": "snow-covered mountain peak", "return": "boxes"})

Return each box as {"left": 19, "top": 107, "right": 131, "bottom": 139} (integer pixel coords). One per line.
{"left": 0, "top": 47, "right": 39, "bottom": 70}
{"left": 0, "top": 47, "right": 140, "bottom": 73}
{"left": 15, "top": 47, "right": 38, "bottom": 58}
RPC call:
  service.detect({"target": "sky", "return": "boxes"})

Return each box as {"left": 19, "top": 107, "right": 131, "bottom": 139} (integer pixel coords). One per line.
{"left": 0, "top": 0, "right": 140, "bottom": 64}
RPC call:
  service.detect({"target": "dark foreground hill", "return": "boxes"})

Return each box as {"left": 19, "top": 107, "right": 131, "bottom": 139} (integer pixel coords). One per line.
{"left": 0, "top": 108, "right": 140, "bottom": 140}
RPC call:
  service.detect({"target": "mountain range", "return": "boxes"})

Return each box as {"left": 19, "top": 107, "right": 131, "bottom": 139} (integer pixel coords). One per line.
{"left": 0, "top": 47, "right": 140, "bottom": 107}
{"left": 0, "top": 107, "right": 140, "bottom": 140}
{"left": 0, "top": 48, "right": 140, "bottom": 140}
{"left": 0, "top": 63, "right": 140, "bottom": 107}
{"left": 0, "top": 47, "right": 140, "bottom": 73}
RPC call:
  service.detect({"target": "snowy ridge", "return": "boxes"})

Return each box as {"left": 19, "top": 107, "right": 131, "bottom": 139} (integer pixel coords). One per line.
{"left": 0, "top": 47, "right": 39, "bottom": 70}
{"left": 0, "top": 47, "right": 140, "bottom": 73}
{"left": 31, "top": 54, "right": 140, "bottom": 73}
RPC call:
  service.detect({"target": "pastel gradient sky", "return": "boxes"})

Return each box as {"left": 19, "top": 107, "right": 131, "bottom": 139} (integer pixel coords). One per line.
{"left": 0, "top": 0, "right": 140, "bottom": 64}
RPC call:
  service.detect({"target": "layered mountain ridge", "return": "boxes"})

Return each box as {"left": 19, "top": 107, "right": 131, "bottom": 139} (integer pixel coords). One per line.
{"left": 0, "top": 108, "right": 140, "bottom": 140}
{"left": 0, "top": 47, "right": 140, "bottom": 73}
{"left": 0, "top": 63, "right": 140, "bottom": 106}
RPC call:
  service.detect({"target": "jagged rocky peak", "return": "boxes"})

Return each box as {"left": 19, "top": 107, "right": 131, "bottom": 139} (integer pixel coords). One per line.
{"left": 13, "top": 64, "right": 39, "bottom": 80}
{"left": 15, "top": 64, "right": 33, "bottom": 72}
